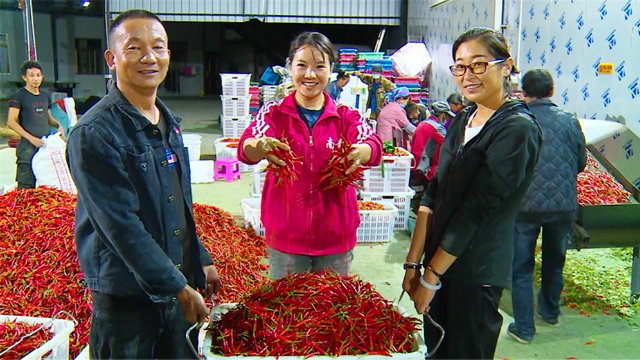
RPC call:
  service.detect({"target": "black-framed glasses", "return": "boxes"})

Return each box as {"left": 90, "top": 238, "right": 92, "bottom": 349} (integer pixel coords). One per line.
{"left": 449, "top": 59, "right": 505, "bottom": 77}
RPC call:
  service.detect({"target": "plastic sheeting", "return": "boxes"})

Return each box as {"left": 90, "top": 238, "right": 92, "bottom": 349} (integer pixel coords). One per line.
{"left": 390, "top": 43, "right": 432, "bottom": 81}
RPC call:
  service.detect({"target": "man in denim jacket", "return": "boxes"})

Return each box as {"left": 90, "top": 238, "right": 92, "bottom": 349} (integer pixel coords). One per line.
{"left": 66, "top": 10, "right": 220, "bottom": 359}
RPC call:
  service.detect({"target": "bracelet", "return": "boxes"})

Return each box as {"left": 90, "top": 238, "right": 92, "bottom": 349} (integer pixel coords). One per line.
{"left": 403, "top": 262, "right": 422, "bottom": 270}
{"left": 426, "top": 264, "right": 443, "bottom": 278}
{"left": 419, "top": 275, "right": 442, "bottom": 291}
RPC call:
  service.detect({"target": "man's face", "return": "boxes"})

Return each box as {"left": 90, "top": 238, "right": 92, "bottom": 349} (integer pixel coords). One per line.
{"left": 105, "top": 18, "right": 170, "bottom": 92}
{"left": 22, "top": 68, "right": 43, "bottom": 89}
{"left": 337, "top": 77, "right": 349, "bottom": 88}
{"left": 372, "top": 71, "right": 382, "bottom": 80}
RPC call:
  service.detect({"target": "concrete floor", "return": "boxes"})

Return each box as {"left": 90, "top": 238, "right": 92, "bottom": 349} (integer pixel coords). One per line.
{"left": 1, "top": 97, "right": 638, "bottom": 359}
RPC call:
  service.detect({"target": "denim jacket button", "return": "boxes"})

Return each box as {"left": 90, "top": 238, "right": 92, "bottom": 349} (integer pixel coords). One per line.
{"left": 153, "top": 129, "right": 159, "bottom": 135}
{"left": 173, "top": 229, "right": 181, "bottom": 236}
{"left": 161, "top": 159, "right": 167, "bottom": 167}
{"left": 176, "top": 263, "right": 181, "bottom": 269}
{"left": 168, "top": 195, "right": 175, "bottom": 202}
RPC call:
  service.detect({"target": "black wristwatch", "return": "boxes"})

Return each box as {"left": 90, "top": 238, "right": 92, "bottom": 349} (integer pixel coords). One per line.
{"left": 403, "top": 262, "right": 422, "bottom": 270}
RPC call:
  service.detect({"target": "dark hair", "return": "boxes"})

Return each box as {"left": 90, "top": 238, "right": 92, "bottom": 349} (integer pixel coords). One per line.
{"left": 522, "top": 68, "right": 554, "bottom": 99}
{"left": 404, "top": 101, "right": 419, "bottom": 116}
{"left": 452, "top": 27, "right": 519, "bottom": 96}
{"left": 288, "top": 32, "right": 335, "bottom": 66}
{"left": 447, "top": 93, "right": 463, "bottom": 106}
{"left": 108, "top": 10, "right": 163, "bottom": 49}
{"left": 336, "top": 69, "right": 349, "bottom": 80}
{"left": 20, "top": 60, "right": 42, "bottom": 76}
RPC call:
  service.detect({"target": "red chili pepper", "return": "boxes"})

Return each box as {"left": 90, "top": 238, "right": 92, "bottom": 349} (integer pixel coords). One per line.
{"left": 0, "top": 320, "right": 53, "bottom": 359}
{"left": 208, "top": 271, "right": 421, "bottom": 356}
{"left": 358, "top": 201, "right": 385, "bottom": 211}
{"left": 316, "top": 137, "right": 368, "bottom": 195}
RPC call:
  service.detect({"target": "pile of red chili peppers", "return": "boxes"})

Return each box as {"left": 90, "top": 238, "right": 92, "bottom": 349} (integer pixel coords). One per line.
{"left": 218, "top": 137, "right": 240, "bottom": 143}
{"left": 578, "top": 154, "right": 632, "bottom": 206}
{"left": 383, "top": 148, "right": 410, "bottom": 157}
{"left": 0, "top": 320, "right": 52, "bottom": 359}
{"left": 225, "top": 143, "right": 239, "bottom": 149}
{"left": 262, "top": 138, "right": 302, "bottom": 187}
{"left": 192, "top": 203, "right": 269, "bottom": 304}
{"left": 317, "top": 137, "right": 367, "bottom": 194}
{"left": 358, "top": 201, "right": 386, "bottom": 211}
{"left": 0, "top": 188, "right": 90, "bottom": 358}
{"left": 208, "top": 271, "right": 421, "bottom": 357}
{"left": 0, "top": 187, "right": 270, "bottom": 358}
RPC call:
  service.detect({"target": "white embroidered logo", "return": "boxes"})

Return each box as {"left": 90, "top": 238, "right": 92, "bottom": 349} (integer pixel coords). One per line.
{"left": 326, "top": 137, "right": 335, "bottom": 150}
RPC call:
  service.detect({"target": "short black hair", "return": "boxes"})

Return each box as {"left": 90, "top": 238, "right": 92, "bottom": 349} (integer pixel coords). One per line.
{"left": 20, "top": 60, "right": 42, "bottom": 76}
{"left": 108, "top": 10, "right": 163, "bottom": 49}
{"left": 522, "top": 68, "right": 554, "bottom": 99}
{"left": 404, "top": 101, "right": 419, "bottom": 116}
{"left": 447, "top": 93, "right": 463, "bottom": 106}
{"left": 336, "top": 69, "right": 349, "bottom": 80}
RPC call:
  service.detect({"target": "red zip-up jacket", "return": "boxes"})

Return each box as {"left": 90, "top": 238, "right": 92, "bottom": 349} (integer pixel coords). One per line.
{"left": 411, "top": 121, "right": 445, "bottom": 180}
{"left": 238, "top": 91, "right": 383, "bottom": 256}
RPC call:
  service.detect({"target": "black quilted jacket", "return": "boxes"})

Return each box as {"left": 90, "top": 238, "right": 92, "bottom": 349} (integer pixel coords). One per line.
{"left": 517, "top": 99, "right": 587, "bottom": 223}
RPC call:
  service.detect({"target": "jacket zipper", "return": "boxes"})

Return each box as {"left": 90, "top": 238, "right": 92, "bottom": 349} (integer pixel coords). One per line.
{"left": 308, "top": 133, "right": 314, "bottom": 251}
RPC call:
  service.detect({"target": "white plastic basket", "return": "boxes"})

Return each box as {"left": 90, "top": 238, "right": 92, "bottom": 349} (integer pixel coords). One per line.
{"left": 189, "top": 160, "right": 215, "bottom": 183}
{"left": 363, "top": 150, "right": 414, "bottom": 193}
{"left": 362, "top": 189, "right": 416, "bottom": 230}
{"left": 221, "top": 96, "right": 251, "bottom": 117}
{"left": 0, "top": 315, "right": 75, "bottom": 360}
{"left": 240, "top": 198, "right": 264, "bottom": 237}
{"left": 252, "top": 160, "right": 269, "bottom": 196}
{"left": 201, "top": 303, "right": 426, "bottom": 360}
{"left": 214, "top": 138, "right": 240, "bottom": 160}
{"left": 182, "top": 133, "right": 202, "bottom": 161}
{"left": 221, "top": 115, "right": 251, "bottom": 138}
{"left": 357, "top": 201, "right": 398, "bottom": 243}
{"left": 220, "top": 73, "right": 251, "bottom": 96}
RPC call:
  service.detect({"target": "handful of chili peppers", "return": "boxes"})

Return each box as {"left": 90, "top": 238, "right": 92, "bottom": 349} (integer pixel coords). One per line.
{"left": 208, "top": 271, "right": 422, "bottom": 357}
{"left": 358, "top": 201, "right": 386, "bottom": 211}
{"left": 264, "top": 137, "right": 303, "bottom": 187}
{"left": 0, "top": 320, "right": 53, "bottom": 359}
{"left": 317, "top": 137, "right": 367, "bottom": 194}
{"left": 578, "top": 153, "right": 632, "bottom": 206}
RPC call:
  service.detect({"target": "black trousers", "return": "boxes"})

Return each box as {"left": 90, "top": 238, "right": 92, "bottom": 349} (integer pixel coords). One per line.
{"left": 89, "top": 292, "right": 199, "bottom": 360}
{"left": 425, "top": 279, "right": 504, "bottom": 359}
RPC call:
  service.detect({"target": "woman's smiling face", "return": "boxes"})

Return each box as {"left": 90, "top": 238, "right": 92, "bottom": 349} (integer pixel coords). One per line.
{"left": 290, "top": 45, "right": 331, "bottom": 102}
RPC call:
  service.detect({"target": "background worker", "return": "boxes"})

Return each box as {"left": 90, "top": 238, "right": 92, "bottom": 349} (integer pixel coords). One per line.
{"left": 326, "top": 69, "right": 350, "bottom": 101}
{"left": 7, "top": 60, "right": 64, "bottom": 189}
{"left": 375, "top": 87, "right": 416, "bottom": 143}
{"left": 353, "top": 64, "right": 395, "bottom": 120}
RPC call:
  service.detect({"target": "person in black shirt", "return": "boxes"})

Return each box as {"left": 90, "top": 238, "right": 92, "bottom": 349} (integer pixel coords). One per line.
{"left": 7, "top": 60, "right": 64, "bottom": 189}
{"left": 66, "top": 10, "right": 220, "bottom": 359}
{"left": 402, "top": 28, "right": 543, "bottom": 359}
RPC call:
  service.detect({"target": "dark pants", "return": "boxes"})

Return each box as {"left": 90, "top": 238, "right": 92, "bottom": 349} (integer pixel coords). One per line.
{"left": 267, "top": 246, "right": 354, "bottom": 280}
{"left": 425, "top": 279, "right": 504, "bottom": 359}
{"left": 16, "top": 139, "right": 38, "bottom": 189}
{"left": 511, "top": 220, "right": 572, "bottom": 338}
{"left": 89, "top": 292, "right": 199, "bottom": 360}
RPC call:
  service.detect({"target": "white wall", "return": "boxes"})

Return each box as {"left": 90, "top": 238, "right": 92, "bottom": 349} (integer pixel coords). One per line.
{"left": 408, "top": 0, "right": 498, "bottom": 103}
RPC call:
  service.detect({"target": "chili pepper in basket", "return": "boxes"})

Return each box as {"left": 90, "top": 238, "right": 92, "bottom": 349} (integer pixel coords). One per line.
{"left": 218, "top": 137, "right": 240, "bottom": 143}
{"left": 358, "top": 201, "right": 385, "bottom": 211}
{"left": 208, "top": 271, "right": 422, "bottom": 357}
{"left": 0, "top": 320, "right": 53, "bottom": 359}
{"left": 225, "top": 142, "right": 239, "bottom": 149}
{"left": 577, "top": 153, "right": 632, "bottom": 206}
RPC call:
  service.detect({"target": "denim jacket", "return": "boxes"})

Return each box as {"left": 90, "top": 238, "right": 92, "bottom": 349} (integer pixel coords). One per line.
{"left": 66, "top": 85, "right": 213, "bottom": 302}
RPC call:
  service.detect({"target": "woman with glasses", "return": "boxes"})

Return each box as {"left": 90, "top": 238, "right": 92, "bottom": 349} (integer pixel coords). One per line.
{"left": 238, "top": 32, "right": 383, "bottom": 280}
{"left": 402, "top": 27, "right": 543, "bottom": 359}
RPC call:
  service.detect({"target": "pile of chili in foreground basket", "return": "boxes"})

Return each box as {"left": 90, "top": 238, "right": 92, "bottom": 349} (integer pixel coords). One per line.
{"left": 0, "top": 187, "right": 268, "bottom": 358}
{"left": 208, "top": 271, "right": 422, "bottom": 357}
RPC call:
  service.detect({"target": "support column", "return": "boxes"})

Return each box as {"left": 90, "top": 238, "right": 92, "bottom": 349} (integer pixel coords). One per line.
{"left": 19, "top": 0, "right": 37, "bottom": 60}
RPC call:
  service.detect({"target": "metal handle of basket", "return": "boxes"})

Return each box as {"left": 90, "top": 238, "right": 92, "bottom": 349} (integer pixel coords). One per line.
{"left": 0, "top": 310, "right": 78, "bottom": 358}
{"left": 186, "top": 320, "right": 204, "bottom": 359}
{"left": 398, "top": 290, "right": 444, "bottom": 358}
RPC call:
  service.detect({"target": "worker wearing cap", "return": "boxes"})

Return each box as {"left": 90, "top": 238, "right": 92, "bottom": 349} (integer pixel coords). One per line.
{"left": 353, "top": 64, "right": 395, "bottom": 120}
{"left": 430, "top": 100, "right": 456, "bottom": 132}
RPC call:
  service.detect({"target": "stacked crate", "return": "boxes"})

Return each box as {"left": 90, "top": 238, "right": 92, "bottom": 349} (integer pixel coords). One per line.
{"left": 249, "top": 83, "right": 260, "bottom": 116}
{"left": 361, "top": 147, "right": 416, "bottom": 230}
{"left": 395, "top": 77, "right": 422, "bottom": 103}
{"left": 338, "top": 48, "right": 358, "bottom": 72}
{"left": 220, "top": 73, "right": 252, "bottom": 172}
{"left": 261, "top": 85, "right": 278, "bottom": 104}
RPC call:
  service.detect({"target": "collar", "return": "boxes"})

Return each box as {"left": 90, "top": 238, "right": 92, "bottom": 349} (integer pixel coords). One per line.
{"left": 279, "top": 90, "right": 339, "bottom": 121}
{"left": 527, "top": 98, "right": 555, "bottom": 107}
{"left": 106, "top": 84, "right": 179, "bottom": 131}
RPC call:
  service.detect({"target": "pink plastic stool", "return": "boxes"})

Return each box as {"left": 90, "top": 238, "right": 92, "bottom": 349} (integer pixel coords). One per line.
{"left": 214, "top": 158, "right": 241, "bottom": 182}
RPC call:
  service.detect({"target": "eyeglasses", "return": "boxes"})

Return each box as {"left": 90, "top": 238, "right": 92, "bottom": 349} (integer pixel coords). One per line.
{"left": 449, "top": 59, "right": 505, "bottom": 77}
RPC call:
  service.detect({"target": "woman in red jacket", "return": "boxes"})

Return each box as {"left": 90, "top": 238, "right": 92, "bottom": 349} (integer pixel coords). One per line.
{"left": 238, "top": 32, "right": 383, "bottom": 280}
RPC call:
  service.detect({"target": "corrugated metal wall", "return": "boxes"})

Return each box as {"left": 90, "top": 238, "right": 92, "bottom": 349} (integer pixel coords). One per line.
{"left": 108, "top": 0, "right": 401, "bottom": 25}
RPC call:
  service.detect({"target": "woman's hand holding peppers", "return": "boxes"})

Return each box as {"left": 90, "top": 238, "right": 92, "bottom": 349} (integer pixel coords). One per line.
{"left": 343, "top": 143, "right": 372, "bottom": 174}
{"left": 259, "top": 137, "right": 291, "bottom": 167}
